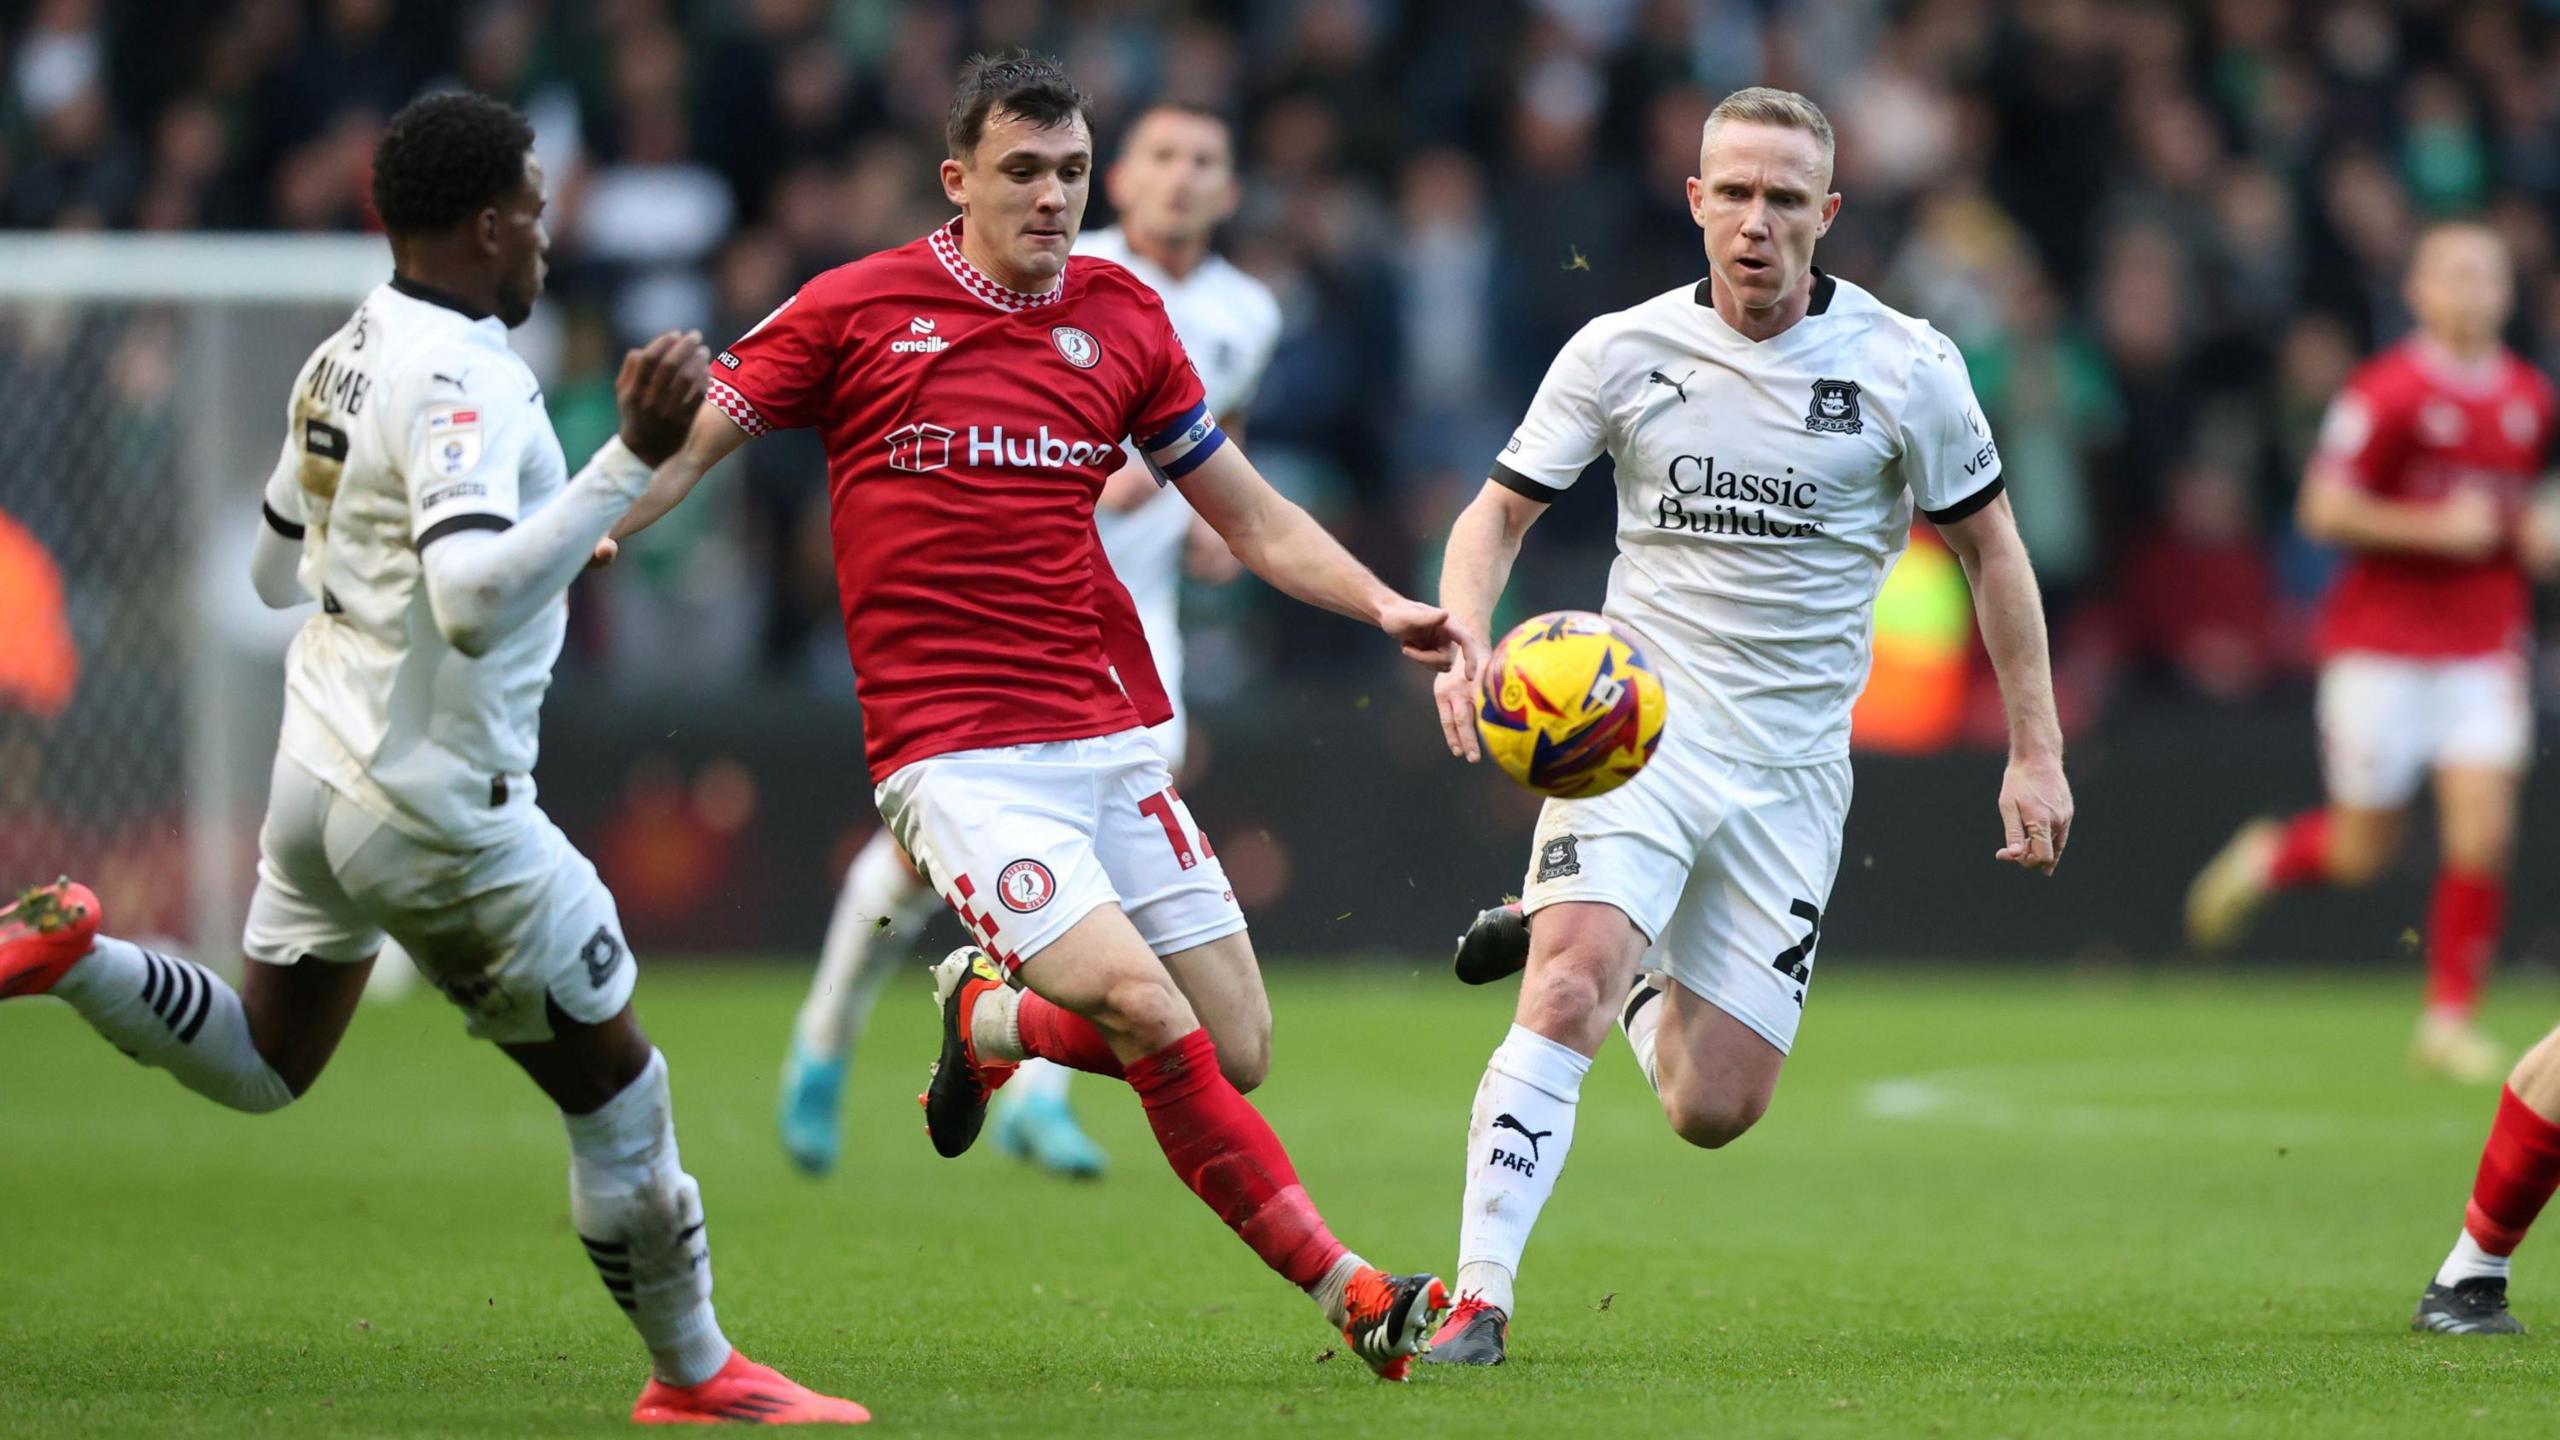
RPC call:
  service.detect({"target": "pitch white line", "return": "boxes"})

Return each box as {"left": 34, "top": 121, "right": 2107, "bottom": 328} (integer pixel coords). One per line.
{"left": 1859, "top": 1056, "right": 2474, "bottom": 1145}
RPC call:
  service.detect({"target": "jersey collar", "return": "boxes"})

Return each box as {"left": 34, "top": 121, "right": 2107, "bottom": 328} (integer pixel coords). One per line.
{"left": 1691, "top": 266, "right": 1835, "bottom": 317}
{"left": 2407, "top": 334, "right": 2510, "bottom": 395}
{"left": 930, "top": 218, "right": 1068, "bottom": 313}
{"left": 389, "top": 273, "right": 494, "bottom": 322}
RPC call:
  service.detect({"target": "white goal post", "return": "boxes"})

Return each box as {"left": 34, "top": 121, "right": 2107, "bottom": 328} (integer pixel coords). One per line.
{"left": 0, "top": 233, "right": 389, "bottom": 959}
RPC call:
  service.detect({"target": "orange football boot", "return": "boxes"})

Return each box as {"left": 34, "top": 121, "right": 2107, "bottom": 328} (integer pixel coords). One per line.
{"left": 1339, "top": 1267, "right": 1451, "bottom": 1381}
{"left": 0, "top": 879, "right": 100, "bottom": 1000}
{"left": 631, "top": 1350, "right": 870, "bottom": 1425}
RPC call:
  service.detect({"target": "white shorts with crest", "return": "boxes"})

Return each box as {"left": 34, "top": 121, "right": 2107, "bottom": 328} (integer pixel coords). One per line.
{"left": 873, "top": 727, "right": 1246, "bottom": 972}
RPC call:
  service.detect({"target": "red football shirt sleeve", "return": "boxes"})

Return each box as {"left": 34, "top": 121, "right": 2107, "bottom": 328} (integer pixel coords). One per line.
{"left": 709, "top": 278, "right": 850, "bottom": 436}
{"left": 2314, "top": 365, "right": 2413, "bottom": 493}
{"left": 1126, "top": 295, "right": 1224, "bottom": 479}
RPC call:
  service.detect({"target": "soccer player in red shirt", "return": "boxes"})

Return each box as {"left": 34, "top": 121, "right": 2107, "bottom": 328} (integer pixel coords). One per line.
{"left": 610, "top": 53, "right": 1472, "bottom": 1379}
{"left": 2188, "top": 222, "right": 2557, "bottom": 1080}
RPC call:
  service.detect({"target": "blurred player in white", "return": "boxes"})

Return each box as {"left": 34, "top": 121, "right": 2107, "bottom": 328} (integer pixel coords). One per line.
{"left": 775, "top": 101, "right": 1279, "bottom": 1182}
{"left": 0, "top": 94, "right": 864, "bottom": 1425}
{"left": 1417, "top": 89, "right": 2072, "bottom": 1364}
{"left": 2187, "top": 223, "right": 2557, "bottom": 1082}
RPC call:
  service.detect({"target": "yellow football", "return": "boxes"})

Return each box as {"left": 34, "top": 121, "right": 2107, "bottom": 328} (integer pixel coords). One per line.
{"left": 1473, "top": 610, "right": 1668, "bottom": 798}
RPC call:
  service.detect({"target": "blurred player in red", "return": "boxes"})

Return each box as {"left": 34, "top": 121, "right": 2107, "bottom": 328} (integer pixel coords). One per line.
{"left": 608, "top": 52, "right": 1470, "bottom": 1379}
{"left": 2188, "top": 222, "right": 2557, "bottom": 1081}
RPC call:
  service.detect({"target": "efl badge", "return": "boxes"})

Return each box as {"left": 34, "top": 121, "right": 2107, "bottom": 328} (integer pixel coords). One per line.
{"left": 425, "top": 404, "right": 482, "bottom": 476}
{"left": 998, "top": 858, "right": 1057, "bottom": 912}
{"left": 1051, "top": 326, "right": 1101, "bottom": 369}
{"left": 1805, "top": 378, "right": 1863, "bottom": 435}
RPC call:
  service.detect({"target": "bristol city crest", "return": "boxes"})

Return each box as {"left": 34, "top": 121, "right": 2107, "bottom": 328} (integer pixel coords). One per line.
{"left": 997, "top": 858, "right": 1056, "bottom": 912}
{"left": 1805, "top": 378, "right": 1863, "bottom": 435}
{"left": 1051, "top": 326, "right": 1101, "bottom": 369}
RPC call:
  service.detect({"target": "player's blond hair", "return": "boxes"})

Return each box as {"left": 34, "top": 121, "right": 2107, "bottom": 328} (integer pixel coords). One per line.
{"left": 1703, "top": 87, "right": 1835, "bottom": 185}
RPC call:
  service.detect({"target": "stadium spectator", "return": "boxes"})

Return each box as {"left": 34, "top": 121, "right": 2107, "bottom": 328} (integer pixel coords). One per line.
{"left": 12, "top": 0, "right": 2560, "bottom": 724}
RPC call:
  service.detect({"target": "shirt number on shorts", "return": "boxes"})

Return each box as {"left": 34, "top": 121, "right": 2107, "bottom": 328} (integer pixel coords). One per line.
{"left": 1136, "top": 787, "right": 1214, "bottom": 871}
{"left": 1771, "top": 898, "right": 1821, "bottom": 985}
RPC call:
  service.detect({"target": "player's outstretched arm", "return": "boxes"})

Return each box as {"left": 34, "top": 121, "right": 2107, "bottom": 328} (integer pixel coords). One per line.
{"left": 249, "top": 453, "right": 309, "bottom": 610}
{"left": 1936, "top": 492, "right": 2072, "bottom": 874}
{"left": 249, "top": 391, "right": 316, "bottom": 609}
{"left": 2297, "top": 467, "right": 2503, "bottom": 560}
{"left": 424, "top": 331, "right": 707, "bottom": 657}
{"left": 1431, "top": 480, "right": 1551, "bottom": 762}
{"left": 1174, "top": 440, "right": 1485, "bottom": 674}
{"left": 604, "top": 401, "right": 754, "bottom": 551}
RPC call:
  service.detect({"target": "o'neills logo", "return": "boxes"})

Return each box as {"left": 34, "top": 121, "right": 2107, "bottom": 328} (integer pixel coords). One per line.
{"left": 891, "top": 315, "right": 949, "bottom": 354}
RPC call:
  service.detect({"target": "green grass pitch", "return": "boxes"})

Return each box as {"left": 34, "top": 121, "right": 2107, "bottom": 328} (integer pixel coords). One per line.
{"left": 5, "top": 959, "right": 2557, "bottom": 1437}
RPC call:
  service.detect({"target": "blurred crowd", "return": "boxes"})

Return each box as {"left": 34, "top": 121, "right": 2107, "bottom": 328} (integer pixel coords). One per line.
{"left": 13, "top": 0, "right": 2560, "bottom": 725}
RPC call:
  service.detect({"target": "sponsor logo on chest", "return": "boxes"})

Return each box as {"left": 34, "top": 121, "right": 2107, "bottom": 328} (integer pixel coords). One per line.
{"left": 1637, "top": 370, "right": 1912, "bottom": 541}
{"left": 891, "top": 315, "right": 950, "bottom": 354}
{"left": 883, "top": 420, "right": 1122, "bottom": 474}
{"left": 1655, "top": 451, "right": 1829, "bottom": 539}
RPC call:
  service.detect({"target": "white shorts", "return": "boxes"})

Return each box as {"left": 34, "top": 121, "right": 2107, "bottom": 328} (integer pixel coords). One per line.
{"left": 1519, "top": 728, "right": 1852, "bottom": 1055}
{"left": 874, "top": 727, "right": 1245, "bottom": 973}
{"left": 242, "top": 755, "right": 635, "bottom": 1044}
{"left": 1143, "top": 711, "right": 1188, "bottom": 776}
{"left": 2318, "top": 652, "right": 2532, "bottom": 810}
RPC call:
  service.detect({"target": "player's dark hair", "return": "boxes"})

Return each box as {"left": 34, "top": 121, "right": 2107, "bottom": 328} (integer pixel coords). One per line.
{"left": 370, "top": 91, "right": 536, "bottom": 236}
{"left": 946, "top": 50, "right": 1091, "bottom": 160}
{"left": 1122, "top": 101, "right": 1234, "bottom": 152}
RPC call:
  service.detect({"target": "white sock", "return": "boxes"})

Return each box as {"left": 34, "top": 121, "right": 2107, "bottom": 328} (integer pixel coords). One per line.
{"left": 793, "top": 831, "right": 939, "bottom": 1058}
{"left": 1307, "top": 1249, "right": 1370, "bottom": 1328}
{"left": 2437, "top": 1228, "right": 2514, "bottom": 1287}
{"left": 1454, "top": 1023, "right": 1591, "bottom": 1318}
{"left": 52, "top": 936, "right": 294, "bottom": 1113}
{"left": 1003, "top": 1056, "right": 1073, "bottom": 1105}
{"left": 564, "top": 1049, "right": 733, "bottom": 1387}
{"left": 1621, "top": 971, "right": 1666, "bottom": 1095}
{"left": 970, "top": 982, "right": 1027, "bottom": 1064}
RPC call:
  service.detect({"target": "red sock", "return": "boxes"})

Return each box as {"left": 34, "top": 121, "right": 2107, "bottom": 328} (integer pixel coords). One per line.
{"left": 2466, "top": 1086, "right": 2560, "bottom": 1254}
{"left": 1127, "top": 1028, "right": 1347, "bottom": 1289}
{"left": 2427, "top": 869, "right": 2503, "bottom": 1019}
{"left": 2264, "top": 811, "right": 2331, "bottom": 890}
{"left": 1015, "top": 992, "right": 1125, "bottom": 1079}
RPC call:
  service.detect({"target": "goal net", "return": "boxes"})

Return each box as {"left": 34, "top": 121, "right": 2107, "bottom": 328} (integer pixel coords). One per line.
{"left": 0, "top": 234, "right": 389, "bottom": 957}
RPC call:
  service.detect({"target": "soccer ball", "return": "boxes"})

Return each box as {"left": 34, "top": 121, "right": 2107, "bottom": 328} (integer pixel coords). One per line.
{"left": 1474, "top": 610, "right": 1667, "bottom": 798}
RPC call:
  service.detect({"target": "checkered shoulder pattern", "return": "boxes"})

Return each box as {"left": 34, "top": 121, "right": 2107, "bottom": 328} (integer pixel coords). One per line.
{"left": 707, "top": 377, "right": 768, "bottom": 438}
{"left": 929, "top": 218, "right": 1068, "bottom": 314}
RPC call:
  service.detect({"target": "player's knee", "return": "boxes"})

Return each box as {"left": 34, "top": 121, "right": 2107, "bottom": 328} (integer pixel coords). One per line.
{"left": 1215, "top": 1027, "right": 1271, "bottom": 1093}
{"left": 1518, "top": 958, "right": 1615, "bottom": 1047}
{"left": 1662, "top": 1087, "right": 1768, "bottom": 1150}
{"left": 2442, "top": 825, "right": 2515, "bottom": 876}
{"left": 2329, "top": 846, "right": 2388, "bottom": 886}
{"left": 1093, "top": 972, "right": 1193, "bottom": 1052}
{"left": 2324, "top": 827, "right": 2399, "bottom": 886}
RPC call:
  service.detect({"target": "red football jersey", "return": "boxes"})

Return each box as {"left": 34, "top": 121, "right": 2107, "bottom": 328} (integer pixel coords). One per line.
{"left": 2312, "top": 337, "right": 2556, "bottom": 659}
{"left": 711, "top": 219, "right": 1224, "bottom": 780}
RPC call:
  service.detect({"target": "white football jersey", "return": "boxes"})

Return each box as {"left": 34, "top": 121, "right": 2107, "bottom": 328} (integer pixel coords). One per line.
{"left": 1077, "top": 227, "right": 1283, "bottom": 693}
{"left": 259, "top": 280, "right": 571, "bottom": 845}
{"left": 1499, "top": 273, "right": 2003, "bottom": 767}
